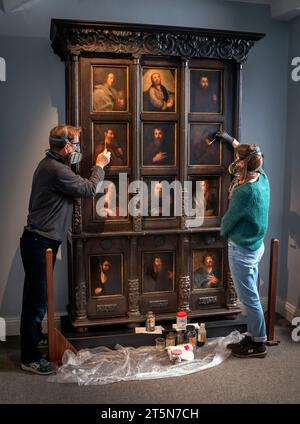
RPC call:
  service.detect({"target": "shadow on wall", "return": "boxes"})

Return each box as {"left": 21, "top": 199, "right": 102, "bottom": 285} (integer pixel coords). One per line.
{"left": 288, "top": 211, "right": 300, "bottom": 249}
{"left": 0, "top": 35, "right": 67, "bottom": 315}
{"left": 0, "top": 243, "right": 68, "bottom": 319}
{"left": 288, "top": 211, "right": 300, "bottom": 315}
{"left": 279, "top": 210, "right": 300, "bottom": 316}
{"left": 0, "top": 247, "right": 23, "bottom": 317}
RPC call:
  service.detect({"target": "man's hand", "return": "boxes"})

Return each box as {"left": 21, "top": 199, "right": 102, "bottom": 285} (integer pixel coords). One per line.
{"left": 208, "top": 276, "right": 218, "bottom": 287}
{"left": 96, "top": 148, "right": 111, "bottom": 168}
{"left": 153, "top": 152, "right": 167, "bottom": 162}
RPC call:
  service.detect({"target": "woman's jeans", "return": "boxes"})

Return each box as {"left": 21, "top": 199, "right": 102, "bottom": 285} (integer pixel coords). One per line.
{"left": 228, "top": 239, "right": 266, "bottom": 342}
{"left": 20, "top": 229, "right": 60, "bottom": 363}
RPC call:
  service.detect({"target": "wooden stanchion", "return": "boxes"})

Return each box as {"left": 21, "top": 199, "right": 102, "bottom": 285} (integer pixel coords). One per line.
{"left": 46, "top": 248, "right": 77, "bottom": 363}
{"left": 264, "top": 239, "right": 280, "bottom": 346}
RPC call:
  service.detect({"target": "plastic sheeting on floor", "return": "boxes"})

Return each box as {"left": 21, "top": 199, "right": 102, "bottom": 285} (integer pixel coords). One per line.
{"left": 48, "top": 331, "right": 242, "bottom": 386}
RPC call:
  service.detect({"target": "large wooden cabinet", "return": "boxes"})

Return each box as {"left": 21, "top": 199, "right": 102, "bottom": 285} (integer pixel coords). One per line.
{"left": 50, "top": 19, "right": 264, "bottom": 330}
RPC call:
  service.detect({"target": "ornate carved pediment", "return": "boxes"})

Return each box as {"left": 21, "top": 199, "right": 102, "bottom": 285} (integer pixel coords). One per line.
{"left": 50, "top": 20, "right": 264, "bottom": 63}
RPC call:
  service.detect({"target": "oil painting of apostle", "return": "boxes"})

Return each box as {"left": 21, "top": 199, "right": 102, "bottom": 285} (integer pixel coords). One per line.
{"left": 143, "top": 68, "right": 176, "bottom": 112}
{"left": 190, "top": 69, "right": 222, "bottom": 114}
{"left": 93, "top": 66, "right": 127, "bottom": 112}
{"left": 143, "top": 252, "right": 174, "bottom": 293}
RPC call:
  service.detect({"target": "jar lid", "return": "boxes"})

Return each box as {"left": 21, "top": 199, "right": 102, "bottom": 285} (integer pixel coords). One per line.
{"left": 176, "top": 311, "right": 187, "bottom": 318}
{"left": 186, "top": 325, "right": 196, "bottom": 331}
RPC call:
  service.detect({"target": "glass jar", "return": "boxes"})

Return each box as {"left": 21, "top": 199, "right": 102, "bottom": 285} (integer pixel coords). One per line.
{"left": 176, "top": 311, "right": 188, "bottom": 329}
{"left": 155, "top": 337, "right": 166, "bottom": 352}
{"left": 165, "top": 331, "right": 176, "bottom": 347}
{"left": 145, "top": 311, "right": 155, "bottom": 332}
{"left": 186, "top": 325, "right": 197, "bottom": 347}
{"left": 170, "top": 349, "right": 182, "bottom": 364}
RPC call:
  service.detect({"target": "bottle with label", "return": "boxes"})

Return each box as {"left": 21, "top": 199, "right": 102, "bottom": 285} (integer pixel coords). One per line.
{"left": 146, "top": 311, "right": 155, "bottom": 332}
{"left": 197, "top": 323, "right": 207, "bottom": 347}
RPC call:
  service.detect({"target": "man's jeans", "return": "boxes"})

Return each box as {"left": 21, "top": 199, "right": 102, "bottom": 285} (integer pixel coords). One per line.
{"left": 20, "top": 229, "right": 60, "bottom": 363}
{"left": 228, "top": 239, "right": 267, "bottom": 342}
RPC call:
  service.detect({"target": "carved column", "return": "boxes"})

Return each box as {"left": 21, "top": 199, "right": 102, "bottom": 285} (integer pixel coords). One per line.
{"left": 180, "top": 58, "right": 189, "bottom": 230}
{"left": 68, "top": 54, "right": 83, "bottom": 234}
{"left": 127, "top": 237, "right": 141, "bottom": 317}
{"left": 132, "top": 56, "right": 142, "bottom": 232}
{"left": 226, "top": 271, "right": 238, "bottom": 309}
{"left": 73, "top": 239, "right": 87, "bottom": 319}
{"left": 234, "top": 62, "right": 243, "bottom": 141}
{"left": 178, "top": 234, "right": 191, "bottom": 311}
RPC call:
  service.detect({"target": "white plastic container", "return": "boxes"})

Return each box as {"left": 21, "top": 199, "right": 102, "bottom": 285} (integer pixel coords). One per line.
{"left": 176, "top": 311, "right": 187, "bottom": 329}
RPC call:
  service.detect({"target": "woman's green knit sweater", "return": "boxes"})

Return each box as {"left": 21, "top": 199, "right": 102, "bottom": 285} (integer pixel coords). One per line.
{"left": 220, "top": 169, "right": 270, "bottom": 251}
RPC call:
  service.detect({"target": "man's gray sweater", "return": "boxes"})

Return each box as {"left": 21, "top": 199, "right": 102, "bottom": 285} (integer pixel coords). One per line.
{"left": 25, "top": 150, "right": 105, "bottom": 241}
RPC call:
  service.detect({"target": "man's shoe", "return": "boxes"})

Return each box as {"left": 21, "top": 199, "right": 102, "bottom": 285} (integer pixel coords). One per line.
{"left": 227, "top": 335, "right": 252, "bottom": 350}
{"left": 231, "top": 340, "right": 267, "bottom": 358}
{"left": 21, "top": 358, "right": 57, "bottom": 375}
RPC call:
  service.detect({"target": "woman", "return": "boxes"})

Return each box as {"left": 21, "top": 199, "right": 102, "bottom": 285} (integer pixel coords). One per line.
{"left": 215, "top": 131, "right": 270, "bottom": 358}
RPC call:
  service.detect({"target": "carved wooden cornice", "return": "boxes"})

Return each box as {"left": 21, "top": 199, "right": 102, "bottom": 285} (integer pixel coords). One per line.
{"left": 50, "top": 19, "right": 265, "bottom": 63}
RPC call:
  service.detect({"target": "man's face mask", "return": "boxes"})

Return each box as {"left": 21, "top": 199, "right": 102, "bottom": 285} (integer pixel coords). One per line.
{"left": 68, "top": 140, "right": 82, "bottom": 165}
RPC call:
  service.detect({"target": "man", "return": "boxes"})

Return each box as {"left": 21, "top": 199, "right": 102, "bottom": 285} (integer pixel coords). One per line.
{"left": 93, "top": 72, "right": 125, "bottom": 111}
{"left": 192, "top": 179, "right": 217, "bottom": 217}
{"left": 194, "top": 254, "right": 219, "bottom": 289}
{"left": 143, "top": 127, "right": 174, "bottom": 166}
{"left": 143, "top": 256, "right": 173, "bottom": 293}
{"left": 20, "top": 124, "right": 111, "bottom": 374}
{"left": 94, "top": 258, "right": 116, "bottom": 296}
{"left": 95, "top": 128, "right": 125, "bottom": 166}
{"left": 190, "top": 126, "right": 219, "bottom": 165}
{"left": 95, "top": 180, "right": 121, "bottom": 219}
{"left": 191, "top": 74, "right": 218, "bottom": 113}
{"left": 215, "top": 130, "right": 270, "bottom": 358}
{"left": 144, "top": 72, "right": 174, "bottom": 112}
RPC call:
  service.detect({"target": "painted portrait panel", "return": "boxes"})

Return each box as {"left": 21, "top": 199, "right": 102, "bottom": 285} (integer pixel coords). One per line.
{"left": 94, "top": 123, "right": 128, "bottom": 167}
{"left": 193, "top": 249, "right": 222, "bottom": 290}
{"left": 143, "top": 177, "right": 176, "bottom": 218}
{"left": 188, "top": 176, "right": 220, "bottom": 218}
{"left": 142, "top": 68, "right": 176, "bottom": 112}
{"left": 190, "top": 69, "right": 222, "bottom": 114}
{"left": 143, "top": 251, "right": 175, "bottom": 293}
{"left": 90, "top": 254, "right": 123, "bottom": 297}
{"left": 142, "top": 123, "right": 176, "bottom": 167}
{"left": 92, "top": 66, "right": 128, "bottom": 112}
{"left": 93, "top": 177, "right": 128, "bottom": 221}
{"left": 189, "top": 123, "right": 222, "bottom": 166}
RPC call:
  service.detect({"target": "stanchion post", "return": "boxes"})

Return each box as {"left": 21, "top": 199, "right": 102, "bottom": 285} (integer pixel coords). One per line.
{"left": 265, "top": 238, "right": 280, "bottom": 346}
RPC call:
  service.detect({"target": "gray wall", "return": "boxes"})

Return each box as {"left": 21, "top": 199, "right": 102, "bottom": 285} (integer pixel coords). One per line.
{"left": 0, "top": 0, "right": 289, "bottom": 320}
{"left": 280, "top": 17, "right": 300, "bottom": 315}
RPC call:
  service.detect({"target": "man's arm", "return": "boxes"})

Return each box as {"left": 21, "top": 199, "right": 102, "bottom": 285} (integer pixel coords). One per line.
{"left": 54, "top": 165, "right": 105, "bottom": 198}
{"left": 149, "top": 86, "right": 164, "bottom": 109}
{"left": 54, "top": 149, "right": 110, "bottom": 198}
